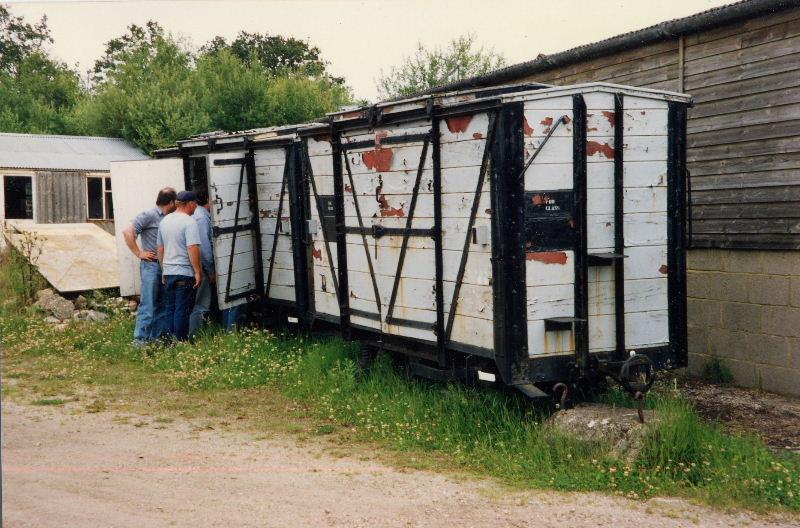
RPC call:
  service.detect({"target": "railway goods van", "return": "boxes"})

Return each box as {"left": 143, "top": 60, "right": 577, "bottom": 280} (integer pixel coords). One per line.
{"left": 126, "top": 82, "right": 691, "bottom": 399}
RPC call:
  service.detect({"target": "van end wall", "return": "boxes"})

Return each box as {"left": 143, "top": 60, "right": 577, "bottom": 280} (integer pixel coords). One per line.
{"left": 687, "top": 249, "right": 800, "bottom": 397}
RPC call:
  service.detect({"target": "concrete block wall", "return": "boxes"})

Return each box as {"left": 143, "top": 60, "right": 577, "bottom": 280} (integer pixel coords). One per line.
{"left": 687, "top": 249, "right": 800, "bottom": 397}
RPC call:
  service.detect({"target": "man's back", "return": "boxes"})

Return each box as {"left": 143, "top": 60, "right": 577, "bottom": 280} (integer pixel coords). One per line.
{"left": 158, "top": 212, "right": 200, "bottom": 277}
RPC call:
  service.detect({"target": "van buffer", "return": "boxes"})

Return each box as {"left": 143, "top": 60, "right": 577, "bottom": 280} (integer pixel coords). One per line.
{"left": 597, "top": 352, "right": 655, "bottom": 423}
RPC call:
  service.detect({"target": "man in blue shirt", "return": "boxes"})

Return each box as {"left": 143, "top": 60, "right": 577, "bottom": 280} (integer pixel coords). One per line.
{"left": 188, "top": 188, "right": 215, "bottom": 337}
{"left": 123, "top": 188, "right": 176, "bottom": 345}
{"left": 157, "top": 190, "right": 203, "bottom": 341}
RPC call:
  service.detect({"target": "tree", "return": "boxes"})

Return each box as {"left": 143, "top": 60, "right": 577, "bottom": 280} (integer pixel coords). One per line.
{"left": 0, "top": 52, "right": 85, "bottom": 134}
{"left": 0, "top": 5, "right": 84, "bottom": 134}
{"left": 376, "top": 34, "right": 506, "bottom": 99}
{"left": 81, "top": 26, "right": 209, "bottom": 152}
{"left": 0, "top": 4, "right": 52, "bottom": 74}
{"left": 200, "top": 31, "right": 339, "bottom": 81}
{"left": 90, "top": 21, "right": 166, "bottom": 84}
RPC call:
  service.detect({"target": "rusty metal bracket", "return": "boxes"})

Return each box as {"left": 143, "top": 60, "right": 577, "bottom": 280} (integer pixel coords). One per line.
{"left": 634, "top": 391, "right": 645, "bottom": 424}
{"left": 553, "top": 382, "right": 570, "bottom": 410}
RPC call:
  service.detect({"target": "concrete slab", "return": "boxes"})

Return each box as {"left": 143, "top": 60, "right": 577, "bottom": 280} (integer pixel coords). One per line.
{"left": 4, "top": 221, "right": 119, "bottom": 292}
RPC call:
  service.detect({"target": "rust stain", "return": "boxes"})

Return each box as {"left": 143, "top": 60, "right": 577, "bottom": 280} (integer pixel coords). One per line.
{"left": 341, "top": 110, "right": 363, "bottom": 120}
{"left": 640, "top": 111, "right": 646, "bottom": 115}
{"left": 320, "top": 274, "right": 327, "bottom": 292}
{"left": 523, "top": 117, "right": 534, "bottom": 136}
{"left": 259, "top": 209, "right": 274, "bottom": 218}
{"left": 587, "top": 127, "right": 598, "bottom": 132}
{"left": 377, "top": 194, "right": 405, "bottom": 217}
{"left": 526, "top": 251, "right": 568, "bottom": 265}
{"left": 485, "top": 208, "right": 492, "bottom": 215}
{"left": 563, "top": 116, "right": 571, "bottom": 124}
{"left": 312, "top": 246, "right": 322, "bottom": 261}
{"left": 445, "top": 114, "right": 473, "bottom": 133}
{"left": 659, "top": 264, "right": 669, "bottom": 274}
{"left": 472, "top": 132, "right": 483, "bottom": 140}
{"left": 532, "top": 193, "right": 549, "bottom": 206}
{"left": 316, "top": 134, "right": 332, "bottom": 143}
{"left": 587, "top": 141, "right": 614, "bottom": 159}
{"left": 362, "top": 148, "right": 393, "bottom": 172}
{"left": 375, "top": 130, "right": 389, "bottom": 146}
{"left": 344, "top": 183, "right": 353, "bottom": 193}
{"left": 602, "top": 111, "right": 616, "bottom": 128}
{"left": 540, "top": 116, "right": 553, "bottom": 127}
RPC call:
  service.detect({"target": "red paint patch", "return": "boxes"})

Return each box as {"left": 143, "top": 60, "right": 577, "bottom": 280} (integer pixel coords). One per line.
{"left": 523, "top": 117, "right": 534, "bottom": 136}
{"left": 587, "top": 141, "right": 614, "bottom": 159}
{"left": 659, "top": 264, "right": 669, "bottom": 274}
{"left": 445, "top": 114, "right": 474, "bottom": 133}
{"left": 526, "top": 251, "right": 568, "bottom": 265}
{"left": 473, "top": 132, "right": 483, "bottom": 139}
{"left": 532, "top": 193, "right": 548, "bottom": 206}
{"left": 602, "top": 111, "right": 616, "bottom": 128}
{"left": 312, "top": 246, "right": 322, "bottom": 261}
{"left": 375, "top": 130, "right": 389, "bottom": 146}
{"left": 361, "top": 148, "right": 393, "bottom": 172}
{"left": 377, "top": 194, "right": 405, "bottom": 217}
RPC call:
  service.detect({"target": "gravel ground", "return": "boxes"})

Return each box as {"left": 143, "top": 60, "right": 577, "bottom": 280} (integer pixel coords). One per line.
{"left": 3, "top": 400, "right": 798, "bottom": 528}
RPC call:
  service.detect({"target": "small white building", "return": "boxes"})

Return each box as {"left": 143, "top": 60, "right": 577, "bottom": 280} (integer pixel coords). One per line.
{"left": 0, "top": 133, "right": 149, "bottom": 240}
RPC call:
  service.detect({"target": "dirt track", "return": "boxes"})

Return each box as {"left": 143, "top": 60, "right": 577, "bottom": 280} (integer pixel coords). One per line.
{"left": 2, "top": 401, "right": 797, "bottom": 528}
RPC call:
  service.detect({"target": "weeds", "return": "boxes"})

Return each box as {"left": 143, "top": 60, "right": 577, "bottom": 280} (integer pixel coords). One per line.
{"left": 0, "top": 253, "right": 798, "bottom": 512}
{"left": 701, "top": 356, "right": 735, "bottom": 385}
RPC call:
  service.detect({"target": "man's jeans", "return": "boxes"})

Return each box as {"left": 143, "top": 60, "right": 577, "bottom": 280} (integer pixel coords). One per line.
{"left": 133, "top": 260, "right": 167, "bottom": 343}
{"left": 188, "top": 277, "right": 212, "bottom": 337}
{"left": 163, "top": 275, "right": 196, "bottom": 341}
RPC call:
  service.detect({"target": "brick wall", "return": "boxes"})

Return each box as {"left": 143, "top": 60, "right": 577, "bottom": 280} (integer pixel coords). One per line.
{"left": 687, "top": 249, "right": 800, "bottom": 397}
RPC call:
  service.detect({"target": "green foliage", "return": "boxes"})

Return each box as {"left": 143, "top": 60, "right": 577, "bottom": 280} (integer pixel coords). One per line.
{"left": 0, "top": 8, "right": 353, "bottom": 151}
{"left": 0, "top": 6, "right": 84, "bottom": 134}
{"left": 377, "top": 33, "right": 506, "bottom": 99}
{"left": 81, "top": 32, "right": 210, "bottom": 152}
{"left": 0, "top": 4, "right": 52, "bottom": 74}
{"left": 200, "top": 31, "right": 339, "bottom": 82}
{"left": 701, "top": 356, "right": 735, "bottom": 385}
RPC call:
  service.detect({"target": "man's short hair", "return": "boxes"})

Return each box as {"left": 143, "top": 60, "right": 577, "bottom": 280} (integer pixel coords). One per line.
{"left": 194, "top": 187, "right": 209, "bottom": 206}
{"left": 156, "top": 188, "right": 177, "bottom": 206}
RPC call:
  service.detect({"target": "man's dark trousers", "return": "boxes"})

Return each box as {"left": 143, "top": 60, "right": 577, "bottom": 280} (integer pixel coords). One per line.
{"left": 163, "top": 275, "right": 196, "bottom": 341}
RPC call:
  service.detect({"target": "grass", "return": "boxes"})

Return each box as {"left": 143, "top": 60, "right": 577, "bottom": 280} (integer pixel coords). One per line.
{"left": 0, "top": 250, "right": 798, "bottom": 513}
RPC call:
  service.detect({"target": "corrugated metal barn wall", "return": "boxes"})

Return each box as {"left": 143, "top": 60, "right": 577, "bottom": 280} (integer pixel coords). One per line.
{"left": 35, "top": 171, "right": 87, "bottom": 224}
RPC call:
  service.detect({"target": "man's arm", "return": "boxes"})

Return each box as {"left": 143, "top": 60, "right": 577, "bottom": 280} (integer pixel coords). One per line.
{"left": 187, "top": 245, "right": 202, "bottom": 288}
{"left": 122, "top": 224, "right": 155, "bottom": 261}
{"left": 157, "top": 244, "right": 165, "bottom": 284}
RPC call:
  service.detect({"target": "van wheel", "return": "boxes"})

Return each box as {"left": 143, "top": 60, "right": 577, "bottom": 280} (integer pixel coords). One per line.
{"left": 358, "top": 343, "right": 377, "bottom": 371}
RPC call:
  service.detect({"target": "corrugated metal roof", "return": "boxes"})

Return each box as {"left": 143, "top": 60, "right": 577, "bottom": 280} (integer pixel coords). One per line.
{"left": 427, "top": 0, "right": 798, "bottom": 94}
{"left": 0, "top": 133, "right": 150, "bottom": 172}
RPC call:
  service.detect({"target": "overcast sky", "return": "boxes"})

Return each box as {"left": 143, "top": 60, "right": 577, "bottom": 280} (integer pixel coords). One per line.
{"left": 9, "top": 0, "right": 732, "bottom": 101}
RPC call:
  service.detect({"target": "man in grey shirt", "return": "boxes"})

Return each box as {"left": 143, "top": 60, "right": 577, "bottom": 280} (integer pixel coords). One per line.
{"left": 157, "top": 190, "right": 203, "bottom": 341}
{"left": 188, "top": 188, "right": 215, "bottom": 337}
{"left": 122, "top": 187, "right": 176, "bottom": 344}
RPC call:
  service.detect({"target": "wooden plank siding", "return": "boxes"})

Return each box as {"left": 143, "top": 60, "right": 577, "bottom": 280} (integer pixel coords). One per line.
{"left": 505, "top": 7, "right": 800, "bottom": 249}
{"left": 35, "top": 171, "right": 87, "bottom": 224}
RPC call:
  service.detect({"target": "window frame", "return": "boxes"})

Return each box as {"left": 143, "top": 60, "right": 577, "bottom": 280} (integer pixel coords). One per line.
{"left": 86, "top": 174, "right": 113, "bottom": 221}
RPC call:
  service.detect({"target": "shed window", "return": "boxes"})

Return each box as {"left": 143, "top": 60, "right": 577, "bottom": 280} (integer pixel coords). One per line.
{"left": 87, "top": 176, "right": 113, "bottom": 220}
{"left": 3, "top": 175, "right": 34, "bottom": 220}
